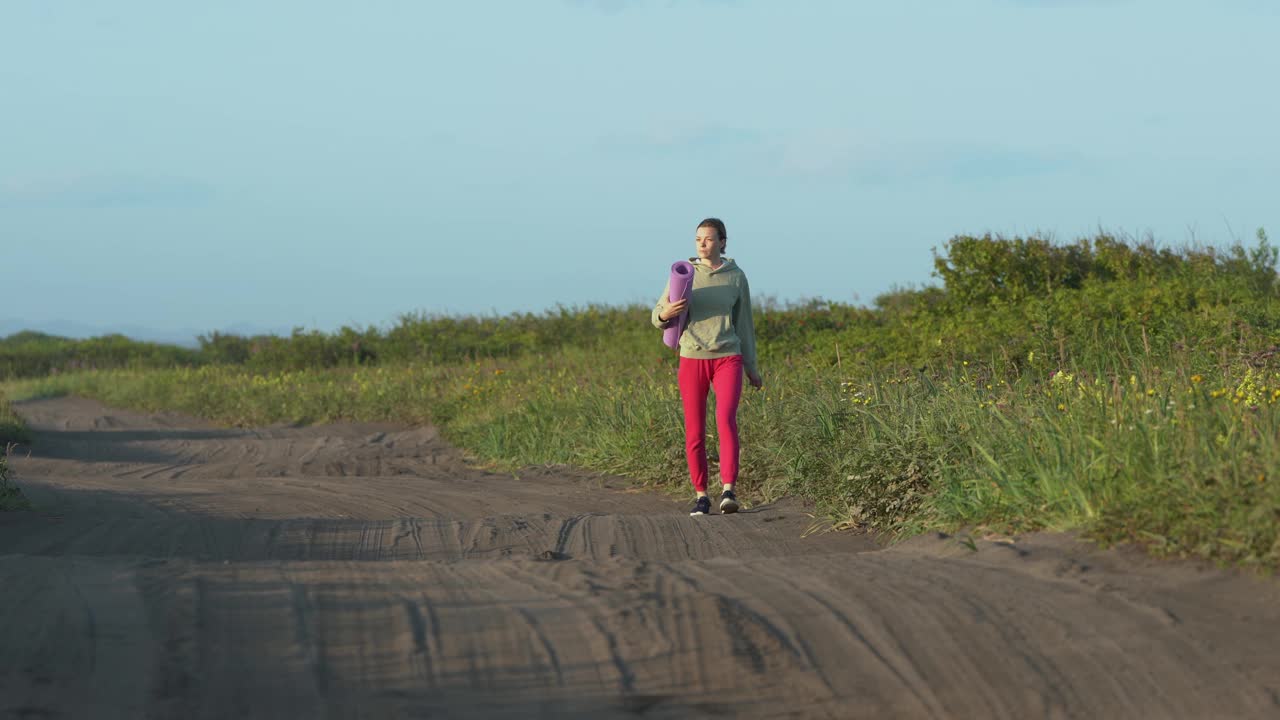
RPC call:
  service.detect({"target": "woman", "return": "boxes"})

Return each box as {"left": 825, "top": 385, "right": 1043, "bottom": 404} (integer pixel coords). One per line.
{"left": 652, "top": 218, "right": 763, "bottom": 516}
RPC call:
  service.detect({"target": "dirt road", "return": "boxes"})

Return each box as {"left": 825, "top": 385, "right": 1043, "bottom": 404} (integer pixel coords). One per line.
{"left": 2, "top": 396, "right": 1278, "bottom": 718}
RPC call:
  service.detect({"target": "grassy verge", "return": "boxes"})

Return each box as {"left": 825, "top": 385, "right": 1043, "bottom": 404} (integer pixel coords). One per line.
{"left": 0, "top": 392, "right": 29, "bottom": 447}
{"left": 8, "top": 349, "right": 1280, "bottom": 566}
{"left": 0, "top": 391, "right": 31, "bottom": 510}
{"left": 6, "top": 232, "right": 1278, "bottom": 562}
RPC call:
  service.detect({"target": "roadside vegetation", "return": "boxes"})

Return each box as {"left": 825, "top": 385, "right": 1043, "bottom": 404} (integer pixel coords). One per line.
{"left": 0, "top": 454, "right": 23, "bottom": 511}
{"left": 0, "top": 391, "right": 31, "bottom": 510}
{"left": 5, "top": 230, "right": 1279, "bottom": 565}
{"left": 0, "top": 392, "right": 28, "bottom": 447}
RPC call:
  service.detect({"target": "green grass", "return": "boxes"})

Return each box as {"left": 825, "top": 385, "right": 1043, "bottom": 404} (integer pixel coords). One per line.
{"left": 9, "top": 351, "right": 1280, "bottom": 565}
{"left": 5, "top": 230, "right": 1280, "bottom": 563}
{"left": 0, "top": 391, "right": 29, "bottom": 447}
{"left": 0, "top": 454, "right": 25, "bottom": 511}
{"left": 0, "top": 391, "right": 31, "bottom": 511}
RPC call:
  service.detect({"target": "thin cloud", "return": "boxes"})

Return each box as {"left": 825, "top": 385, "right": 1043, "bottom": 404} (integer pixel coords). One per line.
{"left": 1006, "top": 0, "right": 1131, "bottom": 6}
{"left": 567, "top": 0, "right": 633, "bottom": 12}
{"left": 567, "top": 0, "right": 742, "bottom": 12}
{"left": 0, "top": 174, "right": 216, "bottom": 209}
{"left": 776, "top": 133, "right": 1087, "bottom": 184}
{"left": 598, "top": 124, "right": 764, "bottom": 152}
{"left": 598, "top": 125, "right": 1085, "bottom": 184}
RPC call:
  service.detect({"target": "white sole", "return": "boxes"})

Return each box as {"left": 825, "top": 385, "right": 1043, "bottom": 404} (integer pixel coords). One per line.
{"left": 719, "top": 499, "right": 739, "bottom": 514}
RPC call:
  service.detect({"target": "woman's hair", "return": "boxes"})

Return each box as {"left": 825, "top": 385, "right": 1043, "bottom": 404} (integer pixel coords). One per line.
{"left": 697, "top": 217, "right": 727, "bottom": 253}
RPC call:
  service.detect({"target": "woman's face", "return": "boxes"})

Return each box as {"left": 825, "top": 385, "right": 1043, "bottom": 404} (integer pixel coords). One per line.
{"left": 694, "top": 226, "right": 722, "bottom": 261}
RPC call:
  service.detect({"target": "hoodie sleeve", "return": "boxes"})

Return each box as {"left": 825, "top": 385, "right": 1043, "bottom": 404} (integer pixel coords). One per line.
{"left": 733, "top": 272, "right": 759, "bottom": 376}
{"left": 651, "top": 278, "right": 673, "bottom": 330}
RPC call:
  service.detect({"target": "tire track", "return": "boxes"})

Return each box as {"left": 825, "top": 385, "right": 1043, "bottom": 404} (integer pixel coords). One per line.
{"left": 3, "top": 396, "right": 1280, "bottom": 719}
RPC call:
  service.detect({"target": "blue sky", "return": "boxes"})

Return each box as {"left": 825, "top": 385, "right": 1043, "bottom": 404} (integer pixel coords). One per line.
{"left": 3, "top": 0, "right": 1277, "bottom": 342}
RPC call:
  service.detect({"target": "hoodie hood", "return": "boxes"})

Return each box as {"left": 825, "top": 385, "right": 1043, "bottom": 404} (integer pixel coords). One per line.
{"left": 689, "top": 256, "right": 738, "bottom": 275}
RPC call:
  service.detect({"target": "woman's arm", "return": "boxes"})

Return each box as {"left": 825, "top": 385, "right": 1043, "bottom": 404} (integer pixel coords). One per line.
{"left": 651, "top": 279, "right": 673, "bottom": 329}
{"left": 733, "top": 274, "right": 762, "bottom": 386}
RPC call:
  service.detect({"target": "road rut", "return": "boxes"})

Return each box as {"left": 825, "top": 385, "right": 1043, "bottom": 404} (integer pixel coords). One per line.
{"left": 3, "top": 397, "right": 1279, "bottom": 718}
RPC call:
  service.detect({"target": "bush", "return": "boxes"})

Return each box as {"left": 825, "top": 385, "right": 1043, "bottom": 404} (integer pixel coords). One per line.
{"left": 7, "top": 230, "right": 1280, "bottom": 562}
{"left": 0, "top": 392, "right": 30, "bottom": 511}
{"left": 0, "top": 331, "right": 199, "bottom": 380}
{"left": 0, "top": 391, "right": 29, "bottom": 447}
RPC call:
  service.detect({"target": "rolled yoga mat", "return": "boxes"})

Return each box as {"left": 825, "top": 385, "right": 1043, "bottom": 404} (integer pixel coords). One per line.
{"left": 663, "top": 260, "right": 696, "bottom": 349}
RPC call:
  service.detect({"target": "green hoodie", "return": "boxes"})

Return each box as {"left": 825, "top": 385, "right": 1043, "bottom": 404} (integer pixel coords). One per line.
{"left": 651, "top": 257, "right": 759, "bottom": 376}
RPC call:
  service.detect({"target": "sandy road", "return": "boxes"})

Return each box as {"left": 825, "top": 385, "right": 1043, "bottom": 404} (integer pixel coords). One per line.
{"left": 2, "top": 396, "right": 1279, "bottom": 719}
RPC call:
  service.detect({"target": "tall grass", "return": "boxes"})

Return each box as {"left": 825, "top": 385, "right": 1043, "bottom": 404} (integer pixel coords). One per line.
{"left": 0, "top": 305, "right": 658, "bottom": 379}
{"left": 0, "top": 331, "right": 200, "bottom": 380}
{"left": 0, "top": 391, "right": 31, "bottom": 511}
{"left": 10, "top": 350, "right": 1280, "bottom": 564}
{"left": 5, "top": 231, "right": 1280, "bottom": 563}
{"left": 0, "top": 391, "right": 29, "bottom": 447}
{"left": 0, "top": 453, "right": 25, "bottom": 511}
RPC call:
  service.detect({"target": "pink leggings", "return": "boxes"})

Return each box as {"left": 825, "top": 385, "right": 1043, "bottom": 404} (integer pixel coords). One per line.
{"left": 678, "top": 355, "right": 743, "bottom": 493}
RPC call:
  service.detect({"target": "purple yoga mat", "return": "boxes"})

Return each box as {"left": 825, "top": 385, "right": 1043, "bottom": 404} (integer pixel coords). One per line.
{"left": 663, "top": 261, "right": 696, "bottom": 349}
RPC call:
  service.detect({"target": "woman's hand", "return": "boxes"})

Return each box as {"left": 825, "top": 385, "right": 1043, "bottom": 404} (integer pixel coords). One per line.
{"left": 746, "top": 370, "right": 763, "bottom": 389}
{"left": 659, "top": 298, "right": 688, "bottom": 322}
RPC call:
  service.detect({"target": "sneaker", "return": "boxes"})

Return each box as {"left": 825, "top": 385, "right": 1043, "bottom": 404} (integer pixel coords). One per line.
{"left": 690, "top": 497, "right": 712, "bottom": 516}
{"left": 719, "top": 490, "right": 740, "bottom": 514}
